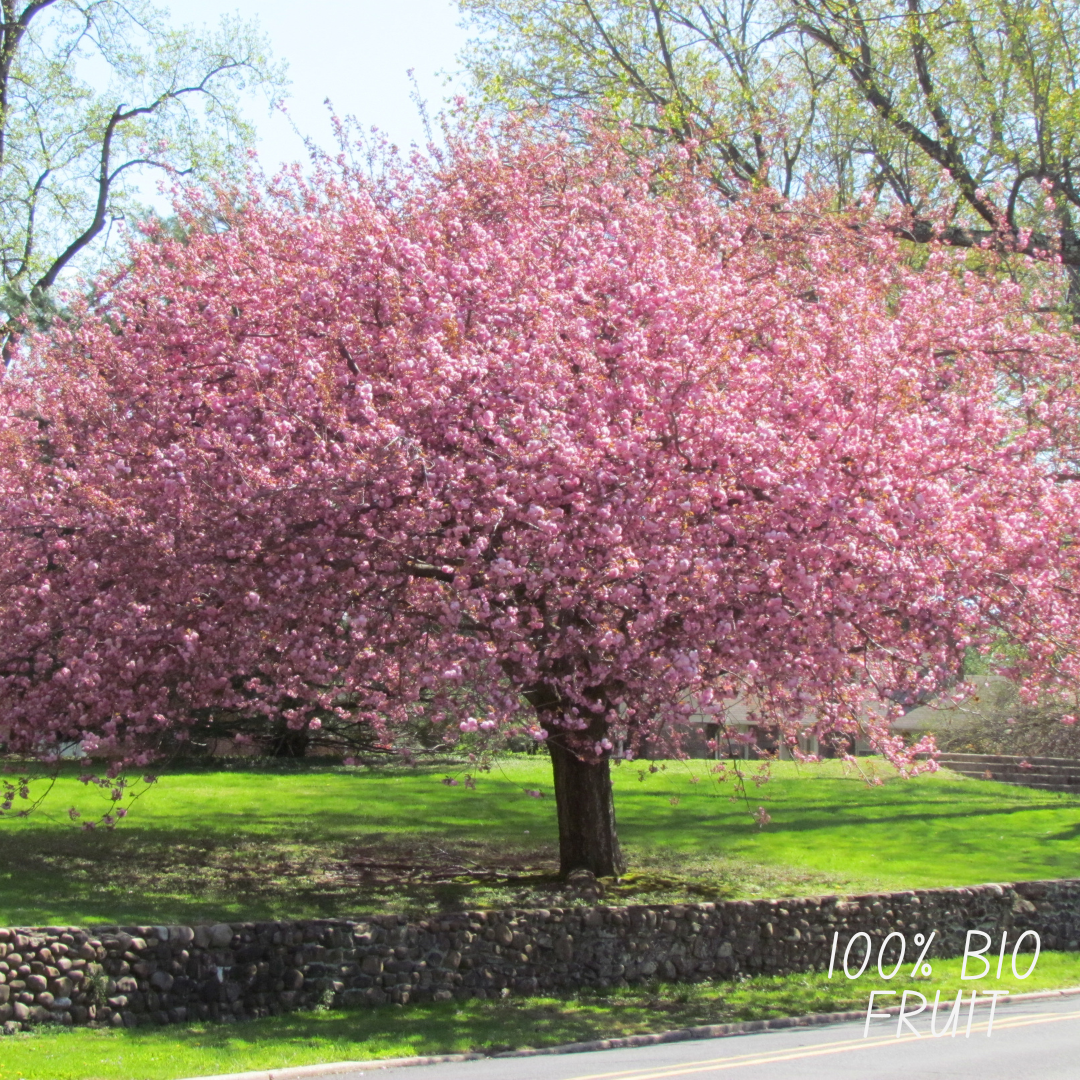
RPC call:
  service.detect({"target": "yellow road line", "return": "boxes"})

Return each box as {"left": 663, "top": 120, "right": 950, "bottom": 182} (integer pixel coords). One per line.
{"left": 990, "top": 1009, "right": 1080, "bottom": 1030}
{"left": 563, "top": 1007, "right": 1080, "bottom": 1080}
{"left": 567, "top": 1034, "right": 912, "bottom": 1080}
{"left": 568, "top": 1032, "right": 902, "bottom": 1080}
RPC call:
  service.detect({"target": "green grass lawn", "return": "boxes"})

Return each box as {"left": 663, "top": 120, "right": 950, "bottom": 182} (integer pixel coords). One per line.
{"left": 1, "top": 755, "right": 1079, "bottom": 926}
{"left": 2, "top": 951, "right": 1079, "bottom": 1080}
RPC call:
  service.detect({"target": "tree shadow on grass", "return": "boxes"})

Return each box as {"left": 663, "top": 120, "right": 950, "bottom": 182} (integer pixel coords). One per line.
{"left": 73, "top": 992, "right": 806, "bottom": 1059}
{"left": 0, "top": 820, "right": 869, "bottom": 927}
{"left": 0, "top": 828, "right": 569, "bottom": 925}
{"left": 122, "top": 1000, "right": 617, "bottom": 1056}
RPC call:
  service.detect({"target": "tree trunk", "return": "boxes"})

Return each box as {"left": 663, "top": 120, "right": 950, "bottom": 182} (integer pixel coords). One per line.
{"left": 266, "top": 722, "right": 310, "bottom": 758}
{"left": 547, "top": 731, "right": 625, "bottom": 878}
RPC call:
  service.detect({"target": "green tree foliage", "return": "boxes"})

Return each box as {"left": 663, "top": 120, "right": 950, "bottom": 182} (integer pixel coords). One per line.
{"left": 459, "top": 1, "right": 1080, "bottom": 276}
{"left": 0, "top": 0, "right": 284, "bottom": 347}
{"left": 459, "top": 0, "right": 813, "bottom": 197}
{"left": 793, "top": 1, "right": 1080, "bottom": 281}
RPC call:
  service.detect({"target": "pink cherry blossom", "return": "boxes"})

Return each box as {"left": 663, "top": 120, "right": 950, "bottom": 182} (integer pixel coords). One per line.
{"left": 3, "top": 124, "right": 1080, "bottom": 873}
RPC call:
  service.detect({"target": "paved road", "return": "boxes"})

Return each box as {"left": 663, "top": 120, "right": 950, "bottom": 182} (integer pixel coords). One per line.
{"left": 322, "top": 996, "right": 1080, "bottom": 1080}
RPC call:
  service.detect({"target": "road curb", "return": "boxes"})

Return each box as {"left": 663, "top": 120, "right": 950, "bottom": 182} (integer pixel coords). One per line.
{"left": 176, "top": 985, "right": 1080, "bottom": 1080}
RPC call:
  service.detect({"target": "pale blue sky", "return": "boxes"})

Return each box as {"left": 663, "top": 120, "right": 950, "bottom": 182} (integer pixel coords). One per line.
{"left": 173, "top": 1, "right": 471, "bottom": 170}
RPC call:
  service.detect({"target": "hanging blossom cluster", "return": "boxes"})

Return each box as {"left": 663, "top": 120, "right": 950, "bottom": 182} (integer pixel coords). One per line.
{"left": 2, "top": 125, "right": 1080, "bottom": 770}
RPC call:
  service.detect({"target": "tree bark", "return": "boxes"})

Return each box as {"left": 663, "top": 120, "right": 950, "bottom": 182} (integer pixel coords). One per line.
{"left": 546, "top": 730, "right": 625, "bottom": 878}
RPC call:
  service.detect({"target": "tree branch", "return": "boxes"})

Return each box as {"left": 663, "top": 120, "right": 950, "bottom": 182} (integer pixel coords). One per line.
{"left": 28, "top": 62, "right": 251, "bottom": 303}
{"left": 795, "top": 1, "right": 998, "bottom": 227}
{"left": 0, "top": 1, "right": 60, "bottom": 169}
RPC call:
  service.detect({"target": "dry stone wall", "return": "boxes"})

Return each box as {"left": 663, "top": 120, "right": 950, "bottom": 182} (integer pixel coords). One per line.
{"left": 1, "top": 877, "right": 1077, "bottom": 1033}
